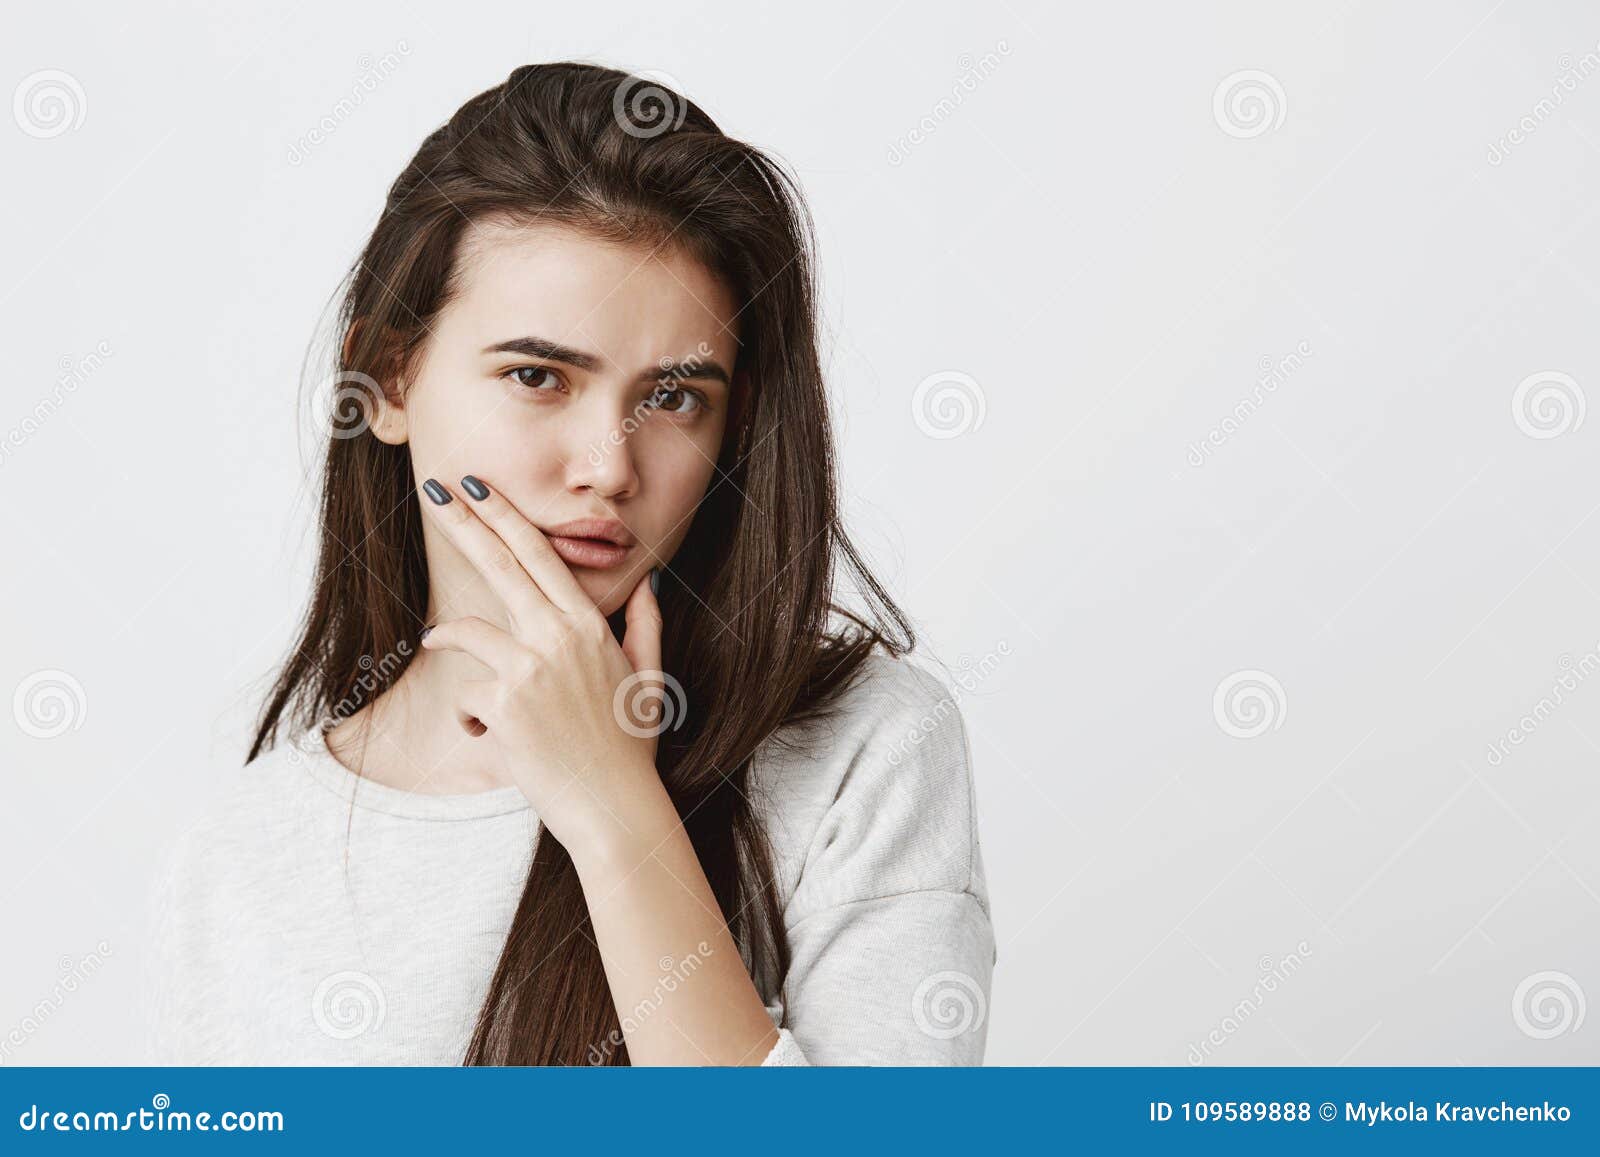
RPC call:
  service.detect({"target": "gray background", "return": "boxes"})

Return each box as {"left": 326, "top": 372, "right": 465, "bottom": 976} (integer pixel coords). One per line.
{"left": 2, "top": 0, "right": 1597, "bottom": 1065}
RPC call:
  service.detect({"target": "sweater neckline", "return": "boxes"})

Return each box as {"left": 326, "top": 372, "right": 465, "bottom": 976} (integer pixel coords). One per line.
{"left": 293, "top": 723, "right": 534, "bottom": 822}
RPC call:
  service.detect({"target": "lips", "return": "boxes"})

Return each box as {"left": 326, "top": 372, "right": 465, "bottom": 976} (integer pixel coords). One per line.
{"left": 541, "top": 519, "right": 635, "bottom": 570}
{"left": 547, "top": 535, "right": 631, "bottom": 570}
{"left": 543, "top": 518, "right": 636, "bottom": 547}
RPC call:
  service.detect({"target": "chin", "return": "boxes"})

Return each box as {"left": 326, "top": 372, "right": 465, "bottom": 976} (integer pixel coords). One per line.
{"left": 578, "top": 570, "right": 638, "bottom": 616}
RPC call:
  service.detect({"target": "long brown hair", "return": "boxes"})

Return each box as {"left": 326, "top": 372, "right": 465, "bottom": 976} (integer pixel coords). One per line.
{"left": 250, "top": 61, "right": 914, "bottom": 1064}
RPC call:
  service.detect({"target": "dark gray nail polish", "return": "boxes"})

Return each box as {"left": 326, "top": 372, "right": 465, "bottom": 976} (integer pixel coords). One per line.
{"left": 423, "top": 479, "right": 451, "bottom": 505}
{"left": 461, "top": 475, "right": 489, "bottom": 501}
{"left": 649, "top": 567, "right": 660, "bottom": 595}
{"left": 420, "top": 626, "right": 432, "bottom": 640}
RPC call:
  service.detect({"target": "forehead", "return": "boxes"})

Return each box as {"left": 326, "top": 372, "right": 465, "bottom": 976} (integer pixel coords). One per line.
{"left": 443, "top": 218, "right": 739, "bottom": 370}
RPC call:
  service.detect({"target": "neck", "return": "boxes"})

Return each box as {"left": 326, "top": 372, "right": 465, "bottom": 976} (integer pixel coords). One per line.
{"left": 324, "top": 641, "right": 517, "bottom": 796}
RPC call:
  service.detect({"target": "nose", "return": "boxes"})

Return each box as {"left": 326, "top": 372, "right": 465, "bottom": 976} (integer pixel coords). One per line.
{"left": 563, "top": 392, "right": 641, "bottom": 500}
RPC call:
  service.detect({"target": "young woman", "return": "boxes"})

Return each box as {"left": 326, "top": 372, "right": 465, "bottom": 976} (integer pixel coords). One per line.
{"left": 144, "top": 62, "right": 995, "bottom": 1066}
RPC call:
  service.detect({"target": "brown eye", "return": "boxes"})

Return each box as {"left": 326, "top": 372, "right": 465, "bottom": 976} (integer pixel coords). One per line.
{"left": 650, "top": 385, "right": 702, "bottom": 414}
{"left": 509, "top": 366, "right": 562, "bottom": 392}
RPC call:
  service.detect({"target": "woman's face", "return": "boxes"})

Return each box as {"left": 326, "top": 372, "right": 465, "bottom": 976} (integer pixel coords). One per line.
{"left": 375, "top": 219, "right": 739, "bottom": 619}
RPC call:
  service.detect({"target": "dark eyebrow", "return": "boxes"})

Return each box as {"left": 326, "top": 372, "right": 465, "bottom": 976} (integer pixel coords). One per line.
{"left": 482, "top": 335, "right": 732, "bottom": 388}
{"left": 483, "top": 336, "right": 602, "bottom": 372}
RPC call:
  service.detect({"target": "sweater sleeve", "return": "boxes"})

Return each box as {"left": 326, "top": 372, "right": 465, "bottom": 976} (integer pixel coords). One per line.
{"left": 139, "top": 838, "right": 187, "bottom": 1065}
{"left": 755, "top": 658, "right": 998, "bottom": 1065}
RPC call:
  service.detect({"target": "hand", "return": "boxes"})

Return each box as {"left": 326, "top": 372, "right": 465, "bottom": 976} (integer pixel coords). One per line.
{"left": 416, "top": 475, "right": 674, "bottom": 861}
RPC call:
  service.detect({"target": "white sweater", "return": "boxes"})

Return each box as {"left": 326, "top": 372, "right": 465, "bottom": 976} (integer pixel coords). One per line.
{"left": 141, "top": 652, "right": 996, "bottom": 1065}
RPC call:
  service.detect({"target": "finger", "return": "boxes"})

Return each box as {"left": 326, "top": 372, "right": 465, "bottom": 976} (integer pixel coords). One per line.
{"left": 453, "top": 474, "right": 599, "bottom": 616}
{"left": 420, "top": 478, "right": 553, "bottom": 627}
{"left": 455, "top": 677, "right": 496, "bottom": 738}
{"left": 620, "top": 568, "right": 663, "bottom": 677}
{"left": 420, "top": 616, "right": 525, "bottom": 677}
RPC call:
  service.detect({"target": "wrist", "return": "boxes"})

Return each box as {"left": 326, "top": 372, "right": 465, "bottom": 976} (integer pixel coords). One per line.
{"left": 566, "top": 773, "right": 683, "bottom": 885}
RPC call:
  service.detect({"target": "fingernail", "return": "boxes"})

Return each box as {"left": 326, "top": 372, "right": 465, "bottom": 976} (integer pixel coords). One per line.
{"left": 420, "top": 626, "right": 432, "bottom": 640}
{"left": 649, "top": 567, "right": 660, "bottom": 595}
{"left": 461, "top": 475, "right": 489, "bottom": 501}
{"left": 423, "top": 479, "right": 451, "bottom": 505}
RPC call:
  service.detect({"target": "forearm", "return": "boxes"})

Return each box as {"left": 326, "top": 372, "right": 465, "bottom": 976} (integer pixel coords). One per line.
{"left": 569, "top": 781, "right": 781, "bottom": 1066}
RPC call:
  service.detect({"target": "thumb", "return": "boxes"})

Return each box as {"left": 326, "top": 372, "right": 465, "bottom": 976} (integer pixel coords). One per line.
{"left": 620, "top": 567, "right": 663, "bottom": 676}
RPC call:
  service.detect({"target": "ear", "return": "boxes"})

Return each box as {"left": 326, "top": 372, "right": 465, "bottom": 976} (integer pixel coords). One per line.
{"left": 343, "top": 317, "right": 408, "bottom": 446}
{"left": 366, "top": 376, "right": 408, "bottom": 446}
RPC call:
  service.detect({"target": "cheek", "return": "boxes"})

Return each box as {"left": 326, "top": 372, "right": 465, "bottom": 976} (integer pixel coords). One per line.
{"left": 413, "top": 389, "right": 539, "bottom": 481}
{"left": 643, "top": 443, "right": 720, "bottom": 546}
